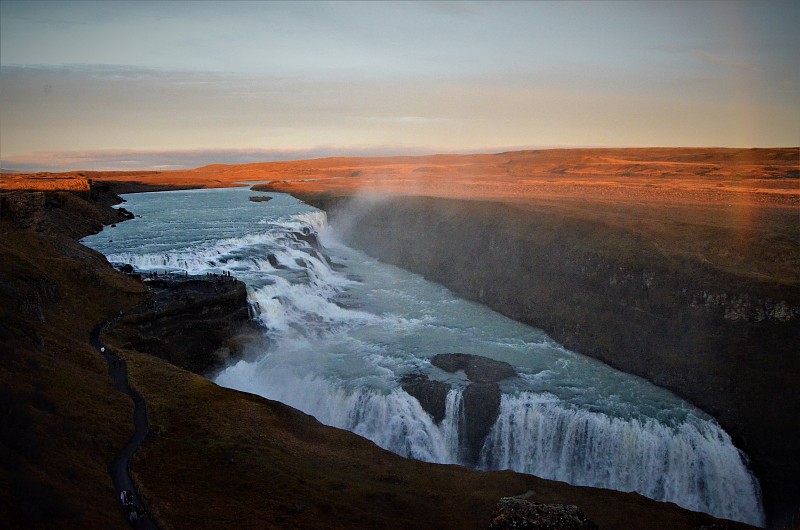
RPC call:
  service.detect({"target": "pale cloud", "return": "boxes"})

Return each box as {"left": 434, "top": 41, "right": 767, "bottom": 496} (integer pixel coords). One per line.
{"left": 2, "top": 62, "right": 797, "bottom": 170}
{"left": 694, "top": 51, "right": 762, "bottom": 74}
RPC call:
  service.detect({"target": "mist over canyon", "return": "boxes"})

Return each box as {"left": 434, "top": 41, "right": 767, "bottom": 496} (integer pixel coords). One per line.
{"left": 82, "top": 187, "right": 766, "bottom": 526}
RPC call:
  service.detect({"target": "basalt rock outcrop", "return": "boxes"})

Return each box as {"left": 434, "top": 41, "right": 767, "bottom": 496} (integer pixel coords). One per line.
{"left": 0, "top": 186, "right": 136, "bottom": 240}
{"left": 460, "top": 383, "right": 502, "bottom": 464}
{"left": 401, "top": 353, "right": 517, "bottom": 465}
{"left": 400, "top": 373, "right": 450, "bottom": 424}
{"left": 103, "top": 275, "right": 262, "bottom": 375}
{"left": 431, "top": 353, "right": 517, "bottom": 383}
{"left": 292, "top": 228, "right": 322, "bottom": 251}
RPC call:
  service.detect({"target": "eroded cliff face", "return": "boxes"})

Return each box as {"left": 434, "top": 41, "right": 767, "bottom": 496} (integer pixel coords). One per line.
{"left": 323, "top": 194, "right": 800, "bottom": 528}
{"left": 102, "top": 276, "right": 263, "bottom": 376}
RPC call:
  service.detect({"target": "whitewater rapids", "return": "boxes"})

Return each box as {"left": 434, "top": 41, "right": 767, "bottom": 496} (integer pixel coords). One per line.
{"left": 82, "top": 187, "right": 765, "bottom": 526}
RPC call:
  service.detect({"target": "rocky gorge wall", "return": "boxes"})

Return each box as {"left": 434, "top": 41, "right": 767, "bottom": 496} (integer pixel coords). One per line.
{"left": 315, "top": 194, "right": 800, "bottom": 528}
{"left": 102, "top": 276, "right": 263, "bottom": 376}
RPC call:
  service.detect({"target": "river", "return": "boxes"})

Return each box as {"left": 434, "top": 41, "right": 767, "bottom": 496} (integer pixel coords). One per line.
{"left": 82, "top": 186, "right": 764, "bottom": 526}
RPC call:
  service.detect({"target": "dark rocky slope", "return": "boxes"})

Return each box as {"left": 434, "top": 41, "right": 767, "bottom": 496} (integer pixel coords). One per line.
{"left": 309, "top": 193, "right": 799, "bottom": 528}
{"left": 0, "top": 188, "right": 150, "bottom": 528}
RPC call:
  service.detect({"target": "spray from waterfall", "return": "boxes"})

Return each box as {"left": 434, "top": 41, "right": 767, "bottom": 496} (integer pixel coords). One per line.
{"left": 83, "top": 188, "right": 766, "bottom": 527}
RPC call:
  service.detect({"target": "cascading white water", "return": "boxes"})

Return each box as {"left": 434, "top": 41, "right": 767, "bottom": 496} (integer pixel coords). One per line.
{"left": 481, "top": 393, "right": 763, "bottom": 525}
{"left": 82, "top": 187, "right": 765, "bottom": 526}
{"left": 218, "top": 362, "right": 461, "bottom": 464}
{"left": 441, "top": 389, "right": 465, "bottom": 459}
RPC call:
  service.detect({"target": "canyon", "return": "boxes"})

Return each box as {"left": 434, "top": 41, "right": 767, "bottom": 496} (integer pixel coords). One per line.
{"left": 1, "top": 147, "right": 797, "bottom": 528}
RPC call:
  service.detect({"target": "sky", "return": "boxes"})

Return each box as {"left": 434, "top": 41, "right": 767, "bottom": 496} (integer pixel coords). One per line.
{"left": 1, "top": 0, "right": 798, "bottom": 171}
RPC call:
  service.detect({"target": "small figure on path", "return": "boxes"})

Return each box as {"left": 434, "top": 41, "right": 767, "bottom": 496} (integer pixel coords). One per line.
{"left": 130, "top": 506, "right": 148, "bottom": 527}
{"left": 120, "top": 489, "right": 134, "bottom": 510}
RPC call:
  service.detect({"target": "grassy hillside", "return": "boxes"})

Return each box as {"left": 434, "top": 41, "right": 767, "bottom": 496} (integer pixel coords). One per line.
{"left": 0, "top": 190, "right": 147, "bottom": 528}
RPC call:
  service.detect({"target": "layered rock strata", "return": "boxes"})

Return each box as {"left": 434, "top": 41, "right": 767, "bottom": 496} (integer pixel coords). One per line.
{"left": 103, "top": 275, "right": 262, "bottom": 375}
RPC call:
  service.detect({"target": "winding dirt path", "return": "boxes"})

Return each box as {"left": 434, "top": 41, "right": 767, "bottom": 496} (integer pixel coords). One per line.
{"left": 91, "top": 318, "right": 159, "bottom": 530}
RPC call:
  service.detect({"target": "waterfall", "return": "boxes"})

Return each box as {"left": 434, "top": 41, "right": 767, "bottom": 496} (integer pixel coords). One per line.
{"left": 292, "top": 210, "right": 329, "bottom": 234}
{"left": 479, "top": 392, "right": 764, "bottom": 526}
{"left": 440, "top": 388, "right": 465, "bottom": 461}
{"left": 216, "top": 363, "right": 461, "bottom": 465}
{"left": 84, "top": 188, "right": 766, "bottom": 528}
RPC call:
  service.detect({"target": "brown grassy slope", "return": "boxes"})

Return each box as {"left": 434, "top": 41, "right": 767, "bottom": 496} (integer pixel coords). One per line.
{"left": 254, "top": 148, "right": 799, "bottom": 288}
{"left": 6, "top": 147, "right": 797, "bottom": 195}
{"left": 0, "top": 190, "right": 147, "bottom": 529}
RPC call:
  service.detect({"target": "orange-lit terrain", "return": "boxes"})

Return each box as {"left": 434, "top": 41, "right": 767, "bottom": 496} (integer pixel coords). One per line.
{"left": 4, "top": 148, "right": 798, "bottom": 208}
{"left": 6, "top": 147, "right": 797, "bottom": 284}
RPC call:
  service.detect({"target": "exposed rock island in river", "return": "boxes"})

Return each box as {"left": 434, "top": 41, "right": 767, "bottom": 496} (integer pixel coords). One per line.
{"left": 402, "top": 354, "right": 518, "bottom": 465}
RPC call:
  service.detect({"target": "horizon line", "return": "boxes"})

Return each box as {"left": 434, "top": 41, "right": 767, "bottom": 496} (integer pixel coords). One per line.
{"left": 2, "top": 145, "right": 798, "bottom": 174}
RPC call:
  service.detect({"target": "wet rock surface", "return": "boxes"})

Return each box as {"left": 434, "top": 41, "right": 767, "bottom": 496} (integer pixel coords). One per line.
{"left": 488, "top": 497, "right": 598, "bottom": 530}
{"left": 431, "top": 353, "right": 516, "bottom": 383}
{"left": 401, "top": 353, "right": 517, "bottom": 465}
{"left": 462, "top": 382, "right": 502, "bottom": 464}
{"left": 292, "top": 229, "right": 323, "bottom": 252}
{"left": 400, "top": 373, "right": 450, "bottom": 424}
